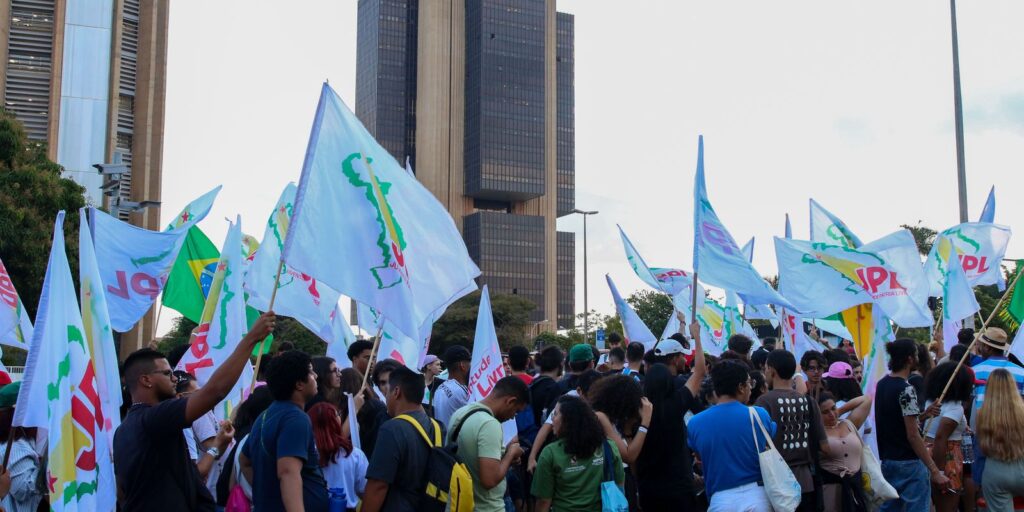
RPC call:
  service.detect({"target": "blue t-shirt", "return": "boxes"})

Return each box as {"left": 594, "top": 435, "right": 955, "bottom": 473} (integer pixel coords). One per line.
{"left": 687, "top": 401, "right": 776, "bottom": 498}
{"left": 244, "top": 400, "right": 328, "bottom": 511}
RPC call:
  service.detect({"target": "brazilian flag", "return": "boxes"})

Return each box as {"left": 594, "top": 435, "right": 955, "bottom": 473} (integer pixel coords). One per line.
{"left": 163, "top": 226, "right": 272, "bottom": 354}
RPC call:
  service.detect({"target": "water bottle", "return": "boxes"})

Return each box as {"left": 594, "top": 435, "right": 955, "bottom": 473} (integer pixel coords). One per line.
{"left": 961, "top": 432, "right": 975, "bottom": 465}
{"left": 329, "top": 487, "right": 348, "bottom": 512}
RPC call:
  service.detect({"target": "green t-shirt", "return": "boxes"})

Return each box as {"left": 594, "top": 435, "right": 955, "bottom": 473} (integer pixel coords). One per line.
{"left": 531, "top": 438, "right": 625, "bottom": 512}
{"left": 446, "top": 403, "right": 505, "bottom": 512}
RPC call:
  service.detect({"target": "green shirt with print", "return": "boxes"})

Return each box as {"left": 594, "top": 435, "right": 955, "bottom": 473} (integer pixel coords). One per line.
{"left": 531, "top": 438, "right": 625, "bottom": 512}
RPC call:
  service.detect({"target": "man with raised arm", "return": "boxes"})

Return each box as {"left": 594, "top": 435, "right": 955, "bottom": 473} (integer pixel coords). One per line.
{"left": 114, "top": 312, "right": 275, "bottom": 511}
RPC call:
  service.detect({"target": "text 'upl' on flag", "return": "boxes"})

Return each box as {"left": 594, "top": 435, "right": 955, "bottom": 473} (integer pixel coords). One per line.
{"left": 92, "top": 186, "right": 222, "bottom": 332}
{"left": 924, "top": 234, "right": 980, "bottom": 325}
{"left": 175, "top": 216, "right": 253, "bottom": 420}
{"left": 774, "top": 230, "right": 933, "bottom": 328}
{"left": 15, "top": 211, "right": 115, "bottom": 512}
{"left": 281, "top": 83, "right": 479, "bottom": 339}
{"left": 692, "top": 136, "right": 794, "bottom": 309}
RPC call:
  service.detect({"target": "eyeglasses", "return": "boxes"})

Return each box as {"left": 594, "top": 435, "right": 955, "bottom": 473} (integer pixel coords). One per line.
{"left": 150, "top": 370, "right": 175, "bottom": 379}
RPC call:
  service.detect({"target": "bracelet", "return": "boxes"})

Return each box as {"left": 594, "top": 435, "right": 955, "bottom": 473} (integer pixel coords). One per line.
{"left": 638, "top": 426, "right": 649, "bottom": 434}
{"left": 206, "top": 447, "right": 222, "bottom": 460}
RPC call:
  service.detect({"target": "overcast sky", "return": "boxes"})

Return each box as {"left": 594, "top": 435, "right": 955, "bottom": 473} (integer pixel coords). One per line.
{"left": 159, "top": 1, "right": 1024, "bottom": 335}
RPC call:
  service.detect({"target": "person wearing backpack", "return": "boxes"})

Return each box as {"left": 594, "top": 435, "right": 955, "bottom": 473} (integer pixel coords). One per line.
{"left": 447, "top": 376, "right": 530, "bottom": 512}
{"left": 363, "top": 366, "right": 448, "bottom": 512}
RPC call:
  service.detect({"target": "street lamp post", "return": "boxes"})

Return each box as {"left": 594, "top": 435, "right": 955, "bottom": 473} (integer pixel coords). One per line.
{"left": 950, "top": 0, "right": 968, "bottom": 225}
{"left": 572, "top": 209, "right": 598, "bottom": 344}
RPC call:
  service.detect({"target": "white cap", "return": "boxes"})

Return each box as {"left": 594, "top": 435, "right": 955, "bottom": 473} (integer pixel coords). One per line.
{"left": 653, "top": 339, "right": 692, "bottom": 357}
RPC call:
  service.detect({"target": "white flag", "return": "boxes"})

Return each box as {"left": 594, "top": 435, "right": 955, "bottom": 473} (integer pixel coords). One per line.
{"left": 0, "top": 256, "right": 33, "bottom": 350}
{"left": 282, "top": 83, "right": 479, "bottom": 339}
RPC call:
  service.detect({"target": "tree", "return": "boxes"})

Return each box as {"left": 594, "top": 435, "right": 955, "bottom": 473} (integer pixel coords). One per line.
{"left": 533, "top": 331, "right": 574, "bottom": 351}
{"left": 567, "top": 309, "right": 621, "bottom": 345}
{"left": 0, "top": 109, "right": 87, "bottom": 320}
{"left": 625, "top": 290, "right": 673, "bottom": 337}
{"left": 901, "top": 222, "right": 937, "bottom": 256}
{"left": 429, "top": 291, "right": 536, "bottom": 354}
{"left": 157, "top": 315, "right": 327, "bottom": 358}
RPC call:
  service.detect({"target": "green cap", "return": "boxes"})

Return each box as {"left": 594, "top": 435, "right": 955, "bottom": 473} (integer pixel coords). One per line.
{"left": 568, "top": 343, "right": 594, "bottom": 363}
{"left": 0, "top": 381, "right": 21, "bottom": 409}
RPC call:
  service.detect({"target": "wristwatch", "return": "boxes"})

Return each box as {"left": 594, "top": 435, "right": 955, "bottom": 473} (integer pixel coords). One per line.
{"left": 206, "top": 447, "right": 222, "bottom": 460}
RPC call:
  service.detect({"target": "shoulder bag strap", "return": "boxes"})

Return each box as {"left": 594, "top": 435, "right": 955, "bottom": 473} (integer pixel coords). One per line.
{"left": 396, "top": 415, "right": 439, "bottom": 447}
{"left": 450, "top": 408, "right": 490, "bottom": 446}
{"left": 602, "top": 440, "right": 615, "bottom": 483}
{"left": 750, "top": 407, "right": 779, "bottom": 453}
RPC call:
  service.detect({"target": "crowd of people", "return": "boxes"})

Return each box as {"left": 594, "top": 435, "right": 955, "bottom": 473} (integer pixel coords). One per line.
{"left": 2, "top": 310, "right": 1024, "bottom": 511}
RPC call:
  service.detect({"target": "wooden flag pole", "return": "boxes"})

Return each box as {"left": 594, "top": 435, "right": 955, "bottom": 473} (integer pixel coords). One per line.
{"left": 249, "top": 259, "right": 286, "bottom": 394}
{"left": 1, "top": 428, "right": 15, "bottom": 471}
{"left": 360, "top": 323, "right": 386, "bottom": 392}
{"left": 938, "top": 268, "right": 1024, "bottom": 403}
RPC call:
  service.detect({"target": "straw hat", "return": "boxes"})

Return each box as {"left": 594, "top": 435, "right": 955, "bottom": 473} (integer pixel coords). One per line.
{"left": 978, "top": 327, "right": 1010, "bottom": 352}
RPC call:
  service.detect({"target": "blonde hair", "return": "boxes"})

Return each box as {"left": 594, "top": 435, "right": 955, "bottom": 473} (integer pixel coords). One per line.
{"left": 977, "top": 369, "right": 1024, "bottom": 461}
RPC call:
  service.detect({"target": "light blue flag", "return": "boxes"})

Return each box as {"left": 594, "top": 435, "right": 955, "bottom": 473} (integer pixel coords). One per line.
{"left": 92, "top": 186, "right": 221, "bottom": 331}
{"left": 979, "top": 186, "right": 995, "bottom": 223}
{"left": 924, "top": 233, "right": 981, "bottom": 324}
{"left": 809, "top": 198, "right": 862, "bottom": 248}
{"left": 775, "top": 230, "right": 933, "bottom": 327}
{"left": 607, "top": 274, "right": 657, "bottom": 350}
{"left": 618, "top": 225, "right": 696, "bottom": 297}
{"left": 283, "top": 83, "right": 480, "bottom": 339}
{"left": 738, "top": 237, "right": 776, "bottom": 323}
{"left": 693, "top": 136, "right": 794, "bottom": 308}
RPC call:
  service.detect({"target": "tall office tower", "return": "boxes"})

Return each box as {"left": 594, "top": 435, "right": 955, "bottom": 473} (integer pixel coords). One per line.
{"left": 0, "top": 0, "right": 171, "bottom": 356}
{"left": 356, "top": 0, "right": 575, "bottom": 332}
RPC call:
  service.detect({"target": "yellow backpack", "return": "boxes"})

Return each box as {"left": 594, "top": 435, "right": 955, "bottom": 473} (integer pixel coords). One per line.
{"left": 396, "top": 414, "right": 476, "bottom": 512}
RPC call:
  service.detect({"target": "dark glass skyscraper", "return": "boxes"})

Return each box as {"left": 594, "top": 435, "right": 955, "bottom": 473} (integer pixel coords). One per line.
{"left": 356, "top": 0, "right": 575, "bottom": 330}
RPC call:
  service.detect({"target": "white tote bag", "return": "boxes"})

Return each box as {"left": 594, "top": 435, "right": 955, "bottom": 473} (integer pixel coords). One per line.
{"left": 845, "top": 419, "right": 898, "bottom": 503}
{"left": 749, "top": 407, "right": 802, "bottom": 512}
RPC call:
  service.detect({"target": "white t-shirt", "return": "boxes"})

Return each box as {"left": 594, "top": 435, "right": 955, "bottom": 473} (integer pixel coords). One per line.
{"left": 924, "top": 400, "right": 966, "bottom": 441}
{"left": 433, "top": 379, "right": 469, "bottom": 427}
{"left": 322, "top": 447, "right": 369, "bottom": 508}
{"left": 184, "top": 428, "right": 198, "bottom": 461}
{"left": 544, "top": 390, "right": 578, "bottom": 425}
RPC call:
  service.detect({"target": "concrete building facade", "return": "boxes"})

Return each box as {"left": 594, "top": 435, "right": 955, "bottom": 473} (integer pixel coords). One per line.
{"left": 0, "top": 0, "right": 170, "bottom": 357}
{"left": 356, "top": 0, "right": 575, "bottom": 331}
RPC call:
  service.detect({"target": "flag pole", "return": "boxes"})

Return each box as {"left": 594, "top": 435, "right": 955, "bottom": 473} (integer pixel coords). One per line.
{"left": 249, "top": 259, "right": 286, "bottom": 394}
{"left": 360, "top": 323, "right": 386, "bottom": 391}
{"left": 938, "top": 268, "right": 1024, "bottom": 403}
{"left": 690, "top": 272, "right": 699, "bottom": 324}
{"left": 1, "top": 428, "right": 14, "bottom": 470}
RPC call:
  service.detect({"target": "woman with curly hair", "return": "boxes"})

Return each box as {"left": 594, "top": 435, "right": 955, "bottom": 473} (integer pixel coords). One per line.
{"left": 976, "top": 369, "right": 1024, "bottom": 511}
{"left": 588, "top": 373, "right": 651, "bottom": 510}
{"left": 308, "top": 402, "right": 368, "bottom": 511}
{"left": 531, "top": 395, "right": 624, "bottom": 512}
{"left": 923, "top": 361, "right": 974, "bottom": 511}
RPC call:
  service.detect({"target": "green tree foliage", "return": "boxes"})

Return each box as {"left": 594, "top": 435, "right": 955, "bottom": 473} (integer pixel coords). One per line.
{"left": 429, "top": 291, "right": 536, "bottom": 354}
{"left": 0, "top": 109, "right": 87, "bottom": 319}
{"left": 625, "top": 290, "right": 673, "bottom": 337}
{"left": 901, "top": 222, "right": 937, "bottom": 256}
{"left": 156, "top": 315, "right": 326, "bottom": 358}
{"left": 533, "top": 331, "right": 574, "bottom": 351}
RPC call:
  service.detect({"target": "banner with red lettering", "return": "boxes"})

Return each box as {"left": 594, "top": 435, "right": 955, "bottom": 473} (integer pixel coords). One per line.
{"left": 935, "top": 222, "right": 1011, "bottom": 289}
{"left": 0, "top": 255, "right": 33, "bottom": 350}
{"left": 775, "top": 229, "right": 933, "bottom": 327}
{"left": 176, "top": 216, "right": 253, "bottom": 419}
{"left": 91, "top": 186, "right": 220, "bottom": 331}
{"left": 467, "top": 286, "right": 516, "bottom": 443}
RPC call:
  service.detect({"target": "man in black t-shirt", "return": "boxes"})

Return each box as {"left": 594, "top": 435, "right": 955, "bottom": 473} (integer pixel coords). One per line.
{"left": 875, "top": 339, "right": 949, "bottom": 512}
{"left": 363, "top": 366, "right": 445, "bottom": 512}
{"left": 114, "top": 312, "right": 275, "bottom": 511}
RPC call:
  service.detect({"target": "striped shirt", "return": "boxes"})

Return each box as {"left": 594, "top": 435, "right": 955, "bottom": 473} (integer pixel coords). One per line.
{"left": 1, "top": 438, "right": 43, "bottom": 512}
{"left": 970, "top": 356, "right": 1024, "bottom": 428}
